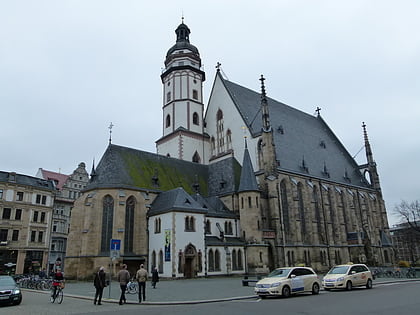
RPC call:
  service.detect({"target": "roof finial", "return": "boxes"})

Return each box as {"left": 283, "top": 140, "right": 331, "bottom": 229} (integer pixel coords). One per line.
{"left": 315, "top": 106, "right": 321, "bottom": 116}
{"left": 181, "top": 13, "right": 184, "bottom": 24}
{"left": 216, "top": 62, "right": 221, "bottom": 71}
{"left": 108, "top": 122, "right": 114, "bottom": 144}
{"left": 260, "top": 74, "right": 266, "bottom": 97}
{"left": 362, "top": 121, "right": 369, "bottom": 142}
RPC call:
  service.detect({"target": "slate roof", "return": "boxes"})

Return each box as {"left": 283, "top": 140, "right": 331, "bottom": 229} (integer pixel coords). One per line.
{"left": 192, "top": 194, "right": 238, "bottom": 219}
{"left": 238, "top": 141, "right": 259, "bottom": 192}
{"left": 148, "top": 187, "right": 207, "bottom": 215}
{"left": 219, "top": 73, "right": 369, "bottom": 188}
{"left": 0, "top": 171, "right": 55, "bottom": 191}
{"left": 86, "top": 144, "right": 210, "bottom": 194}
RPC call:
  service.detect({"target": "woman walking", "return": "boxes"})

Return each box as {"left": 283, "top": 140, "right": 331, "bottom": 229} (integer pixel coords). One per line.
{"left": 93, "top": 266, "right": 106, "bottom": 305}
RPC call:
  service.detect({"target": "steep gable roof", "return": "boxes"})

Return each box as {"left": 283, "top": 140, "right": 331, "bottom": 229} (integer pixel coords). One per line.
{"left": 238, "top": 141, "right": 259, "bottom": 192}
{"left": 192, "top": 194, "right": 238, "bottom": 219}
{"left": 149, "top": 187, "right": 207, "bottom": 215}
{"left": 219, "top": 74, "right": 369, "bottom": 188}
{"left": 86, "top": 144, "right": 209, "bottom": 194}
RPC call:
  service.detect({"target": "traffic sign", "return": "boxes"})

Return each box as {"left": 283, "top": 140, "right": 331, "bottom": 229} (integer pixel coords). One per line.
{"left": 110, "top": 239, "right": 121, "bottom": 251}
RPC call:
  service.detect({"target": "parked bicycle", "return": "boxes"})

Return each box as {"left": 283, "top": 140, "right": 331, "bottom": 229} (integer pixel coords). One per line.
{"left": 126, "top": 278, "right": 138, "bottom": 294}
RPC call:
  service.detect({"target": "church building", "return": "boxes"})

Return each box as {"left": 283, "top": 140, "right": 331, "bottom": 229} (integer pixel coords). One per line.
{"left": 65, "top": 21, "right": 392, "bottom": 279}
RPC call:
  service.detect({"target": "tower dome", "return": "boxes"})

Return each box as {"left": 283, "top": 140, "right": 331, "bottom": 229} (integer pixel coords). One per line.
{"left": 164, "top": 21, "right": 201, "bottom": 68}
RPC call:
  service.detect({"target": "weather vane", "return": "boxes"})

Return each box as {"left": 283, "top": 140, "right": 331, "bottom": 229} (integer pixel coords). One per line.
{"left": 108, "top": 122, "right": 114, "bottom": 144}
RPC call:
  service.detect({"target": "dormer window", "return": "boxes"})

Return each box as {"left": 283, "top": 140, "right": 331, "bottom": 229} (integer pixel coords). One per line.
{"left": 193, "top": 112, "right": 199, "bottom": 125}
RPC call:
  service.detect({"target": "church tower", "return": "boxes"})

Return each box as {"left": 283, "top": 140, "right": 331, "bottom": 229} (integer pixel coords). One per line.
{"left": 156, "top": 20, "right": 208, "bottom": 163}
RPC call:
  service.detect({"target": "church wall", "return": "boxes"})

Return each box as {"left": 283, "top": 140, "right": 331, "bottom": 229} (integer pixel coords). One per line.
{"left": 205, "top": 75, "right": 259, "bottom": 167}
{"left": 253, "top": 172, "right": 391, "bottom": 274}
{"left": 173, "top": 211, "right": 205, "bottom": 277}
{"left": 65, "top": 188, "right": 152, "bottom": 280}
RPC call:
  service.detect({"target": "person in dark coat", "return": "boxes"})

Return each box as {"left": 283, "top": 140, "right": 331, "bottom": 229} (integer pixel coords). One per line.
{"left": 93, "top": 266, "right": 106, "bottom": 305}
{"left": 151, "top": 267, "right": 159, "bottom": 289}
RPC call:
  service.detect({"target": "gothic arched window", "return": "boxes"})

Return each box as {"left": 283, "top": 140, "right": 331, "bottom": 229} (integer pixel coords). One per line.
{"left": 208, "top": 249, "right": 214, "bottom": 271}
{"left": 193, "top": 112, "right": 199, "bottom": 125}
{"left": 101, "top": 195, "right": 114, "bottom": 253}
{"left": 192, "top": 151, "right": 201, "bottom": 163}
{"left": 215, "top": 250, "right": 221, "bottom": 271}
{"left": 124, "top": 196, "right": 135, "bottom": 253}
{"left": 166, "top": 114, "right": 171, "bottom": 128}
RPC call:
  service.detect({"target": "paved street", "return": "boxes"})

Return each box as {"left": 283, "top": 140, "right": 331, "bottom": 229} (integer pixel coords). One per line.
{"left": 4, "top": 280, "right": 420, "bottom": 315}
{"left": 2, "top": 276, "right": 420, "bottom": 314}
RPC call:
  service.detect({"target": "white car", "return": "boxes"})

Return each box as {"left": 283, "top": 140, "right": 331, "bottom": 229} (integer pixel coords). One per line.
{"left": 322, "top": 263, "right": 373, "bottom": 291}
{"left": 254, "top": 267, "right": 321, "bottom": 298}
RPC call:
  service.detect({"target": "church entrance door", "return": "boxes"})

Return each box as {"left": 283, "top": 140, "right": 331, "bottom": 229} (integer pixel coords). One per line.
{"left": 183, "top": 244, "right": 197, "bottom": 278}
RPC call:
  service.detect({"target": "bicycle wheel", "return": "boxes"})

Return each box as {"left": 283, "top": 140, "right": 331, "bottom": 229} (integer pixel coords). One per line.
{"left": 50, "top": 289, "right": 56, "bottom": 303}
{"left": 57, "top": 289, "right": 63, "bottom": 304}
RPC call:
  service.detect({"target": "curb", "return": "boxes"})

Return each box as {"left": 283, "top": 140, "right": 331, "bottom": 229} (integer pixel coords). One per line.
{"left": 21, "top": 278, "right": 420, "bottom": 305}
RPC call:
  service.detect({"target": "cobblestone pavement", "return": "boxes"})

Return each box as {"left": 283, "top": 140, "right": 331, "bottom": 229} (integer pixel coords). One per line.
{"left": 22, "top": 275, "right": 420, "bottom": 305}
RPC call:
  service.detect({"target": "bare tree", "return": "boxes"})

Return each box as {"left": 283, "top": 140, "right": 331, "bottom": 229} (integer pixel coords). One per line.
{"left": 393, "top": 200, "right": 420, "bottom": 232}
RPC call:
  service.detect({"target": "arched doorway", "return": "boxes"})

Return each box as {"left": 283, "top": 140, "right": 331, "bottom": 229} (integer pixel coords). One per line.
{"left": 184, "top": 244, "right": 197, "bottom": 278}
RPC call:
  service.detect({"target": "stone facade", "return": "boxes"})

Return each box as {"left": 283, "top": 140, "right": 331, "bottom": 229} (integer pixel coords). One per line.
{"left": 36, "top": 162, "right": 89, "bottom": 272}
{"left": 0, "top": 171, "right": 55, "bottom": 274}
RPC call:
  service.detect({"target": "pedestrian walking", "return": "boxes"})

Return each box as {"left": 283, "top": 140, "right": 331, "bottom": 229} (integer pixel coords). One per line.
{"left": 117, "top": 264, "right": 130, "bottom": 305}
{"left": 151, "top": 266, "right": 159, "bottom": 289}
{"left": 93, "top": 266, "right": 106, "bottom": 305}
{"left": 135, "top": 264, "right": 148, "bottom": 303}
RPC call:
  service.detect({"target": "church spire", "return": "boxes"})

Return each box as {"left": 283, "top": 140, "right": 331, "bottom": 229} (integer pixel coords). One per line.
{"left": 238, "top": 138, "right": 259, "bottom": 192}
{"left": 363, "top": 122, "right": 382, "bottom": 192}
{"left": 260, "top": 75, "right": 271, "bottom": 132}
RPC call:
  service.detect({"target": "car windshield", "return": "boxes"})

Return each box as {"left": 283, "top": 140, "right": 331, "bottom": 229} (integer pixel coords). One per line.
{"left": 328, "top": 266, "right": 350, "bottom": 274}
{"left": 0, "top": 276, "right": 16, "bottom": 286}
{"left": 267, "top": 268, "right": 291, "bottom": 277}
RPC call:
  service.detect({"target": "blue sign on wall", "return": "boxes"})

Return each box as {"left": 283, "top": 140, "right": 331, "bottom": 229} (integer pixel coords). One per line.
{"left": 110, "top": 239, "right": 121, "bottom": 251}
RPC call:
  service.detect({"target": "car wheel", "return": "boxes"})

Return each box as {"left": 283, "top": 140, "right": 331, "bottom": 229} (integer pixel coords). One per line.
{"left": 312, "top": 282, "right": 320, "bottom": 295}
{"left": 282, "top": 285, "right": 291, "bottom": 298}
{"left": 366, "top": 279, "right": 373, "bottom": 289}
{"left": 346, "top": 281, "right": 352, "bottom": 291}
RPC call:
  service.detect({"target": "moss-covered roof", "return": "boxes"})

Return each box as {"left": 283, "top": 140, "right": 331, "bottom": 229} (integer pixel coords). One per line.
{"left": 86, "top": 144, "right": 209, "bottom": 195}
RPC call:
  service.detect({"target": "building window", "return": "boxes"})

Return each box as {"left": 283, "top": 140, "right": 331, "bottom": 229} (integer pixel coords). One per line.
{"left": 2, "top": 208, "right": 11, "bottom": 220}
{"left": 15, "top": 209, "right": 22, "bottom": 220}
{"left": 12, "top": 230, "right": 19, "bottom": 241}
{"left": 101, "top": 195, "right": 114, "bottom": 253}
{"left": 192, "top": 89, "right": 198, "bottom": 100}
{"left": 33, "top": 211, "right": 39, "bottom": 222}
{"left": 232, "top": 249, "right": 237, "bottom": 270}
{"left": 155, "top": 218, "right": 161, "bottom": 233}
{"left": 185, "top": 216, "right": 195, "bottom": 232}
{"left": 167, "top": 91, "right": 171, "bottom": 103}
{"left": 31, "top": 231, "right": 36, "bottom": 242}
{"left": 166, "top": 114, "right": 171, "bottom": 128}
{"left": 208, "top": 249, "right": 214, "bottom": 272}
{"left": 192, "top": 112, "right": 199, "bottom": 125}
{"left": 40, "top": 212, "right": 46, "bottom": 223}
{"left": 38, "top": 231, "right": 43, "bottom": 243}
{"left": 0, "top": 189, "right": 3, "bottom": 199}
{"left": 226, "top": 129, "right": 232, "bottom": 149}
{"left": 0, "top": 229, "right": 8, "bottom": 241}
{"left": 215, "top": 250, "right": 221, "bottom": 271}
{"left": 238, "top": 249, "right": 243, "bottom": 269}
{"left": 152, "top": 250, "right": 156, "bottom": 269}
{"left": 192, "top": 151, "right": 201, "bottom": 163}
{"left": 205, "top": 220, "right": 211, "bottom": 234}
{"left": 124, "top": 196, "right": 135, "bottom": 254}
{"left": 16, "top": 191, "right": 24, "bottom": 201}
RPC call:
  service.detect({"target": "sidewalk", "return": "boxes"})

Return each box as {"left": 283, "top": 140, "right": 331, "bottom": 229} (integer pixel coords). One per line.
{"left": 23, "top": 276, "right": 420, "bottom": 305}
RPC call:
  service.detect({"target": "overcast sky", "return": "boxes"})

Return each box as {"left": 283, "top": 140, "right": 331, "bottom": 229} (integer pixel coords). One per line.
{"left": 1, "top": 0, "right": 419, "bottom": 225}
